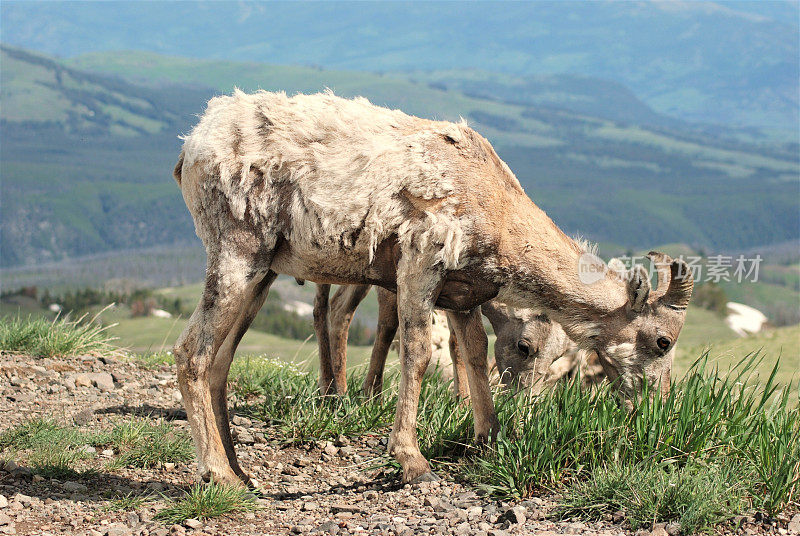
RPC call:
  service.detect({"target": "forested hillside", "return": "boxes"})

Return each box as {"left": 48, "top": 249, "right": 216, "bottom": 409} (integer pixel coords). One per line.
{"left": 2, "top": 45, "right": 798, "bottom": 267}
{"left": 2, "top": 1, "right": 797, "bottom": 131}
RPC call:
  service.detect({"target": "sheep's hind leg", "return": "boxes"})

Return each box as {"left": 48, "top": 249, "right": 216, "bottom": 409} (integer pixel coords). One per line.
{"left": 448, "top": 323, "right": 470, "bottom": 399}
{"left": 388, "top": 259, "right": 440, "bottom": 483}
{"left": 314, "top": 284, "right": 335, "bottom": 395}
{"left": 174, "top": 246, "right": 271, "bottom": 487}
{"left": 447, "top": 308, "right": 499, "bottom": 444}
{"left": 328, "top": 284, "right": 371, "bottom": 394}
{"left": 363, "top": 287, "right": 398, "bottom": 398}
{"left": 210, "top": 270, "right": 276, "bottom": 485}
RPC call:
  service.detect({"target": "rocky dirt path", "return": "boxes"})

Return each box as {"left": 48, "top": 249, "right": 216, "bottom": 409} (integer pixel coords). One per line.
{"left": 0, "top": 353, "right": 791, "bottom": 536}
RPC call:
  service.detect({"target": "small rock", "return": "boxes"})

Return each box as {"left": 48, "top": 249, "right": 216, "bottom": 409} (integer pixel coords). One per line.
{"left": 334, "top": 435, "right": 350, "bottom": 447}
{"left": 488, "top": 530, "right": 508, "bottom": 536}
{"left": 0, "top": 496, "right": 6, "bottom": 509}
{"left": 73, "top": 408, "right": 95, "bottom": 425}
{"left": 62, "top": 481, "right": 88, "bottom": 492}
{"left": 330, "top": 503, "right": 363, "bottom": 514}
{"left": 423, "top": 496, "right": 440, "bottom": 508}
{"left": 499, "top": 506, "right": 526, "bottom": 525}
{"left": 101, "top": 449, "right": 115, "bottom": 457}
{"left": 650, "top": 523, "right": 669, "bottom": 536}
{"left": 0, "top": 513, "right": 10, "bottom": 526}
{"left": 788, "top": 515, "right": 800, "bottom": 535}
{"left": 317, "top": 520, "right": 339, "bottom": 534}
{"left": 11, "top": 494, "right": 30, "bottom": 506}
{"left": 231, "top": 415, "right": 252, "bottom": 427}
{"left": 1, "top": 461, "right": 17, "bottom": 473}
{"left": 163, "top": 462, "right": 176, "bottom": 471}
{"left": 323, "top": 444, "right": 339, "bottom": 456}
{"left": 183, "top": 518, "right": 203, "bottom": 530}
{"left": 612, "top": 510, "right": 625, "bottom": 523}
{"left": 125, "top": 512, "right": 140, "bottom": 526}
{"left": 106, "top": 523, "right": 131, "bottom": 536}
{"left": 91, "top": 372, "right": 115, "bottom": 391}
{"left": 363, "top": 490, "right": 378, "bottom": 501}
{"left": 665, "top": 521, "right": 682, "bottom": 535}
{"left": 467, "top": 506, "right": 483, "bottom": 519}
{"left": 74, "top": 373, "right": 93, "bottom": 388}
{"left": 169, "top": 524, "right": 185, "bottom": 534}
{"left": 455, "top": 521, "right": 471, "bottom": 535}
{"left": 302, "top": 501, "right": 319, "bottom": 511}
{"left": 233, "top": 427, "right": 255, "bottom": 445}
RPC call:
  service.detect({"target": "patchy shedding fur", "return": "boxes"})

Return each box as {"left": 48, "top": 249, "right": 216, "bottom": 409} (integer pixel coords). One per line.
{"left": 179, "top": 90, "right": 469, "bottom": 271}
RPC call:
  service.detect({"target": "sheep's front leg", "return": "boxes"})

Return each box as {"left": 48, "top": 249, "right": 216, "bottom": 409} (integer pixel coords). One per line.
{"left": 363, "top": 287, "right": 398, "bottom": 398}
{"left": 447, "top": 308, "right": 499, "bottom": 443}
{"left": 388, "top": 261, "right": 440, "bottom": 483}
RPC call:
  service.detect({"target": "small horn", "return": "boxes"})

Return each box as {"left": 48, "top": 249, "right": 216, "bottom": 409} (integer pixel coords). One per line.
{"left": 647, "top": 251, "right": 672, "bottom": 300}
{"left": 660, "top": 259, "right": 694, "bottom": 309}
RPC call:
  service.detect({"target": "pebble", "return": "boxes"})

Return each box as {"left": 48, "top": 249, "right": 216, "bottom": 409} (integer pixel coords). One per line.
{"left": 499, "top": 506, "right": 526, "bottom": 525}
{"left": 105, "top": 523, "right": 131, "bottom": 536}
{"left": 649, "top": 523, "right": 669, "bottom": 536}
{"left": 789, "top": 514, "right": 800, "bottom": 534}
{"left": 62, "top": 481, "right": 88, "bottom": 492}
{"left": 0, "top": 513, "right": 11, "bottom": 527}
{"left": 0, "top": 496, "right": 6, "bottom": 509}
{"left": 183, "top": 518, "right": 203, "bottom": 530}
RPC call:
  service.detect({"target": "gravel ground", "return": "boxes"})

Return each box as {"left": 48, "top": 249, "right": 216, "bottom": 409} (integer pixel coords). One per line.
{"left": 0, "top": 352, "right": 795, "bottom": 536}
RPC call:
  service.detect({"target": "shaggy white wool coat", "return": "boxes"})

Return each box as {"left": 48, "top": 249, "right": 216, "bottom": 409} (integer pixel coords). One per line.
{"left": 178, "top": 90, "right": 482, "bottom": 279}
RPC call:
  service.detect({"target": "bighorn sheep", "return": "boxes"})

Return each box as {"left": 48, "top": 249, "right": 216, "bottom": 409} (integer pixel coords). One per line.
{"left": 172, "top": 90, "right": 693, "bottom": 485}
{"left": 313, "top": 284, "right": 571, "bottom": 398}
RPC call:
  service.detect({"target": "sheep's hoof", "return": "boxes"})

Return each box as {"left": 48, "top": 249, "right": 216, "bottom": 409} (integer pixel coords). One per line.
{"left": 411, "top": 471, "right": 441, "bottom": 484}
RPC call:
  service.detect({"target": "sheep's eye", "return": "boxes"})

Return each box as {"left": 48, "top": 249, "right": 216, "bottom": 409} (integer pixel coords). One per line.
{"left": 516, "top": 340, "right": 530, "bottom": 355}
{"left": 656, "top": 337, "right": 671, "bottom": 351}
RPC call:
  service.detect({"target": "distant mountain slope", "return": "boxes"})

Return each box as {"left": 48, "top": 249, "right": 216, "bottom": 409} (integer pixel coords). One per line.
{"left": 1, "top": 1, "right": 797, "bottom": 131}
{"left": 1, "top": 46, "right": 798, "bottom": 268}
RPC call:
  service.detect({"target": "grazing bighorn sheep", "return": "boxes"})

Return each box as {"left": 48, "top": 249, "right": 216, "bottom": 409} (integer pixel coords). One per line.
{"left": 172, "top": 90, "right": 693, "bottom": 485}
{"left": 313, "top": 284, "right": 569, "bottom": 398}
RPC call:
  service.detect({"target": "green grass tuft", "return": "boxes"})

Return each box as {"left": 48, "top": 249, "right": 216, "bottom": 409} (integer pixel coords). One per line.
{"left": 232, "top": 357, "right": 397, "bottom": 441}
{"left": 154, "top": 484, "right": 257, "bottom": 523}
{"left": 0, "top": 314, "right": 118, "bottom": 358}
{"left": 557, "top": 460, "right": 750, "bottom": 533}
{"left": 104, "top": 491, "right": 153, "bottom": 512}
{"left": 102, "top": 420, "right": 193, "bottom": 469}
{"left": 0, "top": 418, "right": 93, "bottom": 478}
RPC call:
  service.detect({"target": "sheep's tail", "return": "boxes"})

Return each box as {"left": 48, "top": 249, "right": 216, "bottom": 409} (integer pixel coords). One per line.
{"left": 172, "top": 150, "right": 185, "bottom": 186}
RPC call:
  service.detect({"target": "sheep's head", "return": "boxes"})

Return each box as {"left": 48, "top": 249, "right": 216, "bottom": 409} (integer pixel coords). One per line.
{"left": 482, "top": 302, "right": 570, "bottom": 394}
{"left": 590, "top": 252, "right": 693, "bottom": 402}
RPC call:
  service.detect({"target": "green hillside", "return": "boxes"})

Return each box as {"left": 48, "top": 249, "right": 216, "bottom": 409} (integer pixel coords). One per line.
{"left": 2, "top": 46, "right": 798, "bottom": 269}
{"left": 3, "top": 2, "right": 797, "bottom": 131}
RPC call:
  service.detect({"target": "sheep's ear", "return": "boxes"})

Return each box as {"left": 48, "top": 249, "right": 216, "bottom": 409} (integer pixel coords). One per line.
{"left": 607, "top": 258, "right": 627, "bottom": 278}
{"left": 481, "top": 301, "right": 510, "bottom": 332}
{"left": 627, "top": 265, "right": 651, "bottom": 313}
